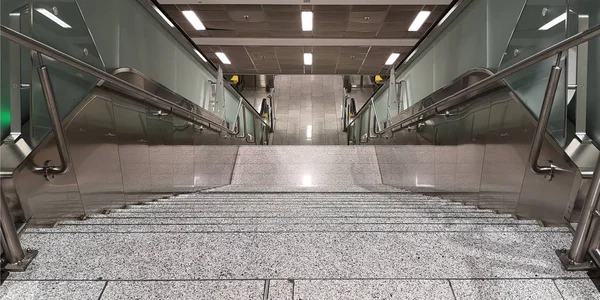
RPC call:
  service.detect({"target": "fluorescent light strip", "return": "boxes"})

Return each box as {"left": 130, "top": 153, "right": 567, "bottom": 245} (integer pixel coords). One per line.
{"left": 302, "top": 11, "right": 313, "bottom": 31}
{"left": 182, "top": 10, "right": 206, "bottom": 30}
{"left": 409, "top": 11, "right": 431, "bottom": 32}
{"left": 153, "top": 5, "right": 174, "bottom": 28}
{"left": 539, "top": 13, "right": 567, "bottom": 31}
{"left": 194, "top": 49, "right": 207, "bottom": 62}
{"left": 304, "top": 53, "right": 313, "bottom": 65}
{"left": 385, "top": 53, "right": 400, "bottom": 65}
{"left": 36, "top": 8, "right": 71, "bottom": 28}
{"left": 216, "top": 52, "right": 231, "bottom": 64}
{"left": 306, "top": 125, "right": 312, "bottom": 140}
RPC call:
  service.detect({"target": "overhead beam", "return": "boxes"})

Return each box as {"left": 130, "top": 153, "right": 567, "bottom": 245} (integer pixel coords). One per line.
{"left": 159, "top": 0, "right": 451, "bottom": 4}
{"left": 193, "top": 37, "right": 418, "bottom": 47}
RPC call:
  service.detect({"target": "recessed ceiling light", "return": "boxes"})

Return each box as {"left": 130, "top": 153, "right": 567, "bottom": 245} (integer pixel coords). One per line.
{"left": 194, "top": 49, "right": 207, "bottom": 62}
{"left": 385, "top": 53, "right": 400, "bottom": 65}
{"left": 408, "top": 11, "right": 431, "bottom": 32}
{"left": 302, "top": 11, "right": 313, "bottom": 31}
{"left": 216, "top": 52, "right": 231, "bottom": 64}
{"left": 153, "top": 5, "right": 174, "bottom": 28}
{"left": 36, "top": 8, "right": 71, "bottom": 28}
{"left": 304, "top": 53, "right": 313, "bottom": 65}
{"left": 182, "top": 10, "right": 206, "bottom": 30}
{"left": 539, "top": 12, "right": 567, "bottom": 31}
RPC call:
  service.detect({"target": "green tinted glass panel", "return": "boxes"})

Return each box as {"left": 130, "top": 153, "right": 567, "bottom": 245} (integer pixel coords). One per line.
{"left": 500, "top": 1, "right": 568, "bottom": 145}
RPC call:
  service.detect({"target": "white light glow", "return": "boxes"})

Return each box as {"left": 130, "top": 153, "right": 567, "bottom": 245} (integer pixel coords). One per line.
{"left": 385, "top": 53, "right": 400, "bottom": 65}
{"left": 36, "top": 8, "right": 71, "bottom": 28}
{"left": 302, "top": 175, "right": 313, "bottom": 186}
{"left": 9, "top": 12, "right": 21, "bottom": 16}
{"left": 306, "top": 125, "right": 312, "bottom": 140}
{"left": 304, "top": 53, "right": 313, "bottom": 65}
{"left": 415, "top": 176, "right": 434, "bottom": 188}
{"left": 437, "top": 6, "right": 456, "bottom": 26}
{"left": 216, "top": 52, "right": 231, "bottom": 64}
{"left": 182, "top": 10, "right": 206, "bottom": 30}
{"left": 153, "top": 5, "right": 174, "bottom": 28}
{"left": 302, "top": 11, "right": 313, "bottom": 31}
{"left": 539, "top": 13, "right": 567, "bottom": 31}
{"left": 194, "top": 49, "right": 208, "bottom": 62}
{"left": 409, "top": 11, "right": 431, "bottom": 32}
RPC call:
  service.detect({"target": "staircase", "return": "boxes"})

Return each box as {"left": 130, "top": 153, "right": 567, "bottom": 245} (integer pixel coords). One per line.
{"left": 2, "top": 188, "right": 598, "bottom": 299}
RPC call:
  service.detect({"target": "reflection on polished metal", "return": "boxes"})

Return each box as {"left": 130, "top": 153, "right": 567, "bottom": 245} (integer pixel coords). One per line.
{"left": 349, "top": 23, "right": 600, "bottom": 134}
{"left": 528, "top": 53, "right": 563, "bottom": 180}
{"left": 6, "top": 12, "right": 21, "bottom": 142}
{"left": 34, "top": 65, "right": 72, "bottom": 181}
{"left": 0, "top": 25, "right": 271, "bottom": 137}
{"left": 559, "top": 156, "right": 600, "bottom": 270}
{"left": 0, "top": 191, "right": 37, "bottom": 271}
{"left": 575, "top": 15, "right": 589, "bottom": 142}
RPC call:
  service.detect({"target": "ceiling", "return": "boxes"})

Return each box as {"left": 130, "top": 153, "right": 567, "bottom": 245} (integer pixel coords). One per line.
{"left": 159, "top": 3, "right": 449, "bottom": 75}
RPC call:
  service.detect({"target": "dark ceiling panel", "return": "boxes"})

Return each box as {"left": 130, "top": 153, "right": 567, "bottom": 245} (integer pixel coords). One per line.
{"left": 265, "top": 11, "right": 302, "bottom": 22}
{"left": 228, "top": 11, "right": 266, "bottom": 22}
{"left": 162, "top": 3, "right": 447, "bottom": 74}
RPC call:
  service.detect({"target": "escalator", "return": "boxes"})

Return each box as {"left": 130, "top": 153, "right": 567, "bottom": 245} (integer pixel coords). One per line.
{"left": 0, "top": 0, "right": 272, "bottom": 240}
{"left": 340, "top": 0, "right": 600, "bottom": 270}
{"left": 1, "top": 0, "right": 600, "bottom": 293}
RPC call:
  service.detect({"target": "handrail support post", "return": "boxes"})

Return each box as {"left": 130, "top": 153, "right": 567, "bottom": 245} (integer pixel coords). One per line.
{"left": 557, "top": 155, "right": 600, "bottom": 271}
{"left": 1, "top": 192, "right": 38, "bottom": 272}
{"left": 528, "top": 52, "right": 563, "bottom": 181}
{"left": 33, "top": 65, "right": 72, "bottom": 181}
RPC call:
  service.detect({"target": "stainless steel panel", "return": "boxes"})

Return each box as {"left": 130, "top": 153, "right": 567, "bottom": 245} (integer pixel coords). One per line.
{"left": 112, "top": 96, "right": 151, "bottom": 204}
{"left": 147, "top": 110, "right": 174, "bottom": 197}
{"left": 172, "top": 115, "right": 196, "bottom": 193}
{"left": 12, "top": 83, "right": 237, "bottom": 224}
{"left": 13, "top": 125, "right": 85, "bottom": 225}
{"left": 373, "top": 70, "right": 579, "bottom": 223}
{"left": 67, "top": 92, "right": 125, "bottom": 213}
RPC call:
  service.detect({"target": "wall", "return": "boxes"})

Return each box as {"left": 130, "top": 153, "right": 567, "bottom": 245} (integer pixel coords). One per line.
{"left": 13, "top": 88, "right": 240, "bottom": 225}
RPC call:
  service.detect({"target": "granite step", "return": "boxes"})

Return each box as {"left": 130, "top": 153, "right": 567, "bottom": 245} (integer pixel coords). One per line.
{"left": 10, "top": 231, "right": 586, "bottom": 280}
{"left": 136, "top": 202, "right": 472, "bottom": 208}
{"left": 26, "top": 223, "right": 568, "bottom": 233}
{"left": 59, "top": 216, "right": 539, "bottom": 225}
{"left": 112, "top": 207, "right": 491, "bottom": 214}
{"left": 103, "top": 211, "right": 512, "bottom": 218}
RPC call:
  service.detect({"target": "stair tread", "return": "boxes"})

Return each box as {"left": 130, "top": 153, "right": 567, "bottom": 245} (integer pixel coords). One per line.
{"left": 12, "top": 231, "right": 584, "bottom": 281}
{"left": 27, "top": 223, "right": 568, "bottom": 233}
{"left": 60, "top": 217, "right": 538, "bottom": 225}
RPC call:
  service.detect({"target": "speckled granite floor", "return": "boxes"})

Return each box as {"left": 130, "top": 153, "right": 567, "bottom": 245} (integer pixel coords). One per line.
{"left": 2, "top": 191, "right": 599, "bottom": 300}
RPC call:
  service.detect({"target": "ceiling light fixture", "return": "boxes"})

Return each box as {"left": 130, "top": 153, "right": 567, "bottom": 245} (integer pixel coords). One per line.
{"left": 539, "top": 12, "right": 567, "bottom": 31}
{"left": 182, "top": 10, "right": 206, "bottom": 30}
{"left": 194, "top": 49, "right": 208, "bottom": 62}
{"left": 408, "top": 11, "right": 431, "bottom": 32}
{"left": 216, "top": 52, "right": 231, "bottom": 64}
{"left": 385, "top": 53, "right": 400, "bottom": 65}
{"left": 304, "top": 53, "right": 313, "bottom": 65}
{"left": 153, "top": 5, "right": 174, "bottom": 28}
{"left": 302, "top": 11, "right": 313, "bottom": 31}
{"left": 36, "top": 8, "right": 71, "bottom": 28}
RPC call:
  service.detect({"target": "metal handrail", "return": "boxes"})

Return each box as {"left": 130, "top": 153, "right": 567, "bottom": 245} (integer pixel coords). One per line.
{"left": 33, "top": 65, "right": 71, "bottom": 180}
{"left": 357, "top": 23, "right": 600, "bottom": 134}
{"left": 371, "top": 98, "right": 385, "bottom": 135}
{"left": 0, "top": 25, "right": 271, "bottom": 135}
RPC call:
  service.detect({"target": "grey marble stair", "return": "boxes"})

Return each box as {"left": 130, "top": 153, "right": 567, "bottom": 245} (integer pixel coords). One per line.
{"left": 3, "top": 189, "right": 598, "bottom": 300}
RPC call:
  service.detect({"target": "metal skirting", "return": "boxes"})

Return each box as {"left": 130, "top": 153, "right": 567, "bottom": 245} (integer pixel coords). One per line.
{"left": 372, "top": 71, "right": 581, "bottom": 224}
{"left": 11, "top": 88, "right": 241, "bottom": 225}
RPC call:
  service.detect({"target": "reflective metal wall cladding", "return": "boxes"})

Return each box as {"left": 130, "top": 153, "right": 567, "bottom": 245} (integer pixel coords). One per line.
{"left": 367, "top": 70, "right": 579, "bottom": 224}
{"left": 13, "top": 88, "right": 240, "bottom": 225}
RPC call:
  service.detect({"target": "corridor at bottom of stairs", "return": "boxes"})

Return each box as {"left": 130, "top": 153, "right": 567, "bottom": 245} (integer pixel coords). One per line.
{"left": 2, "top": 186, "right": 599, "bottom": 299}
